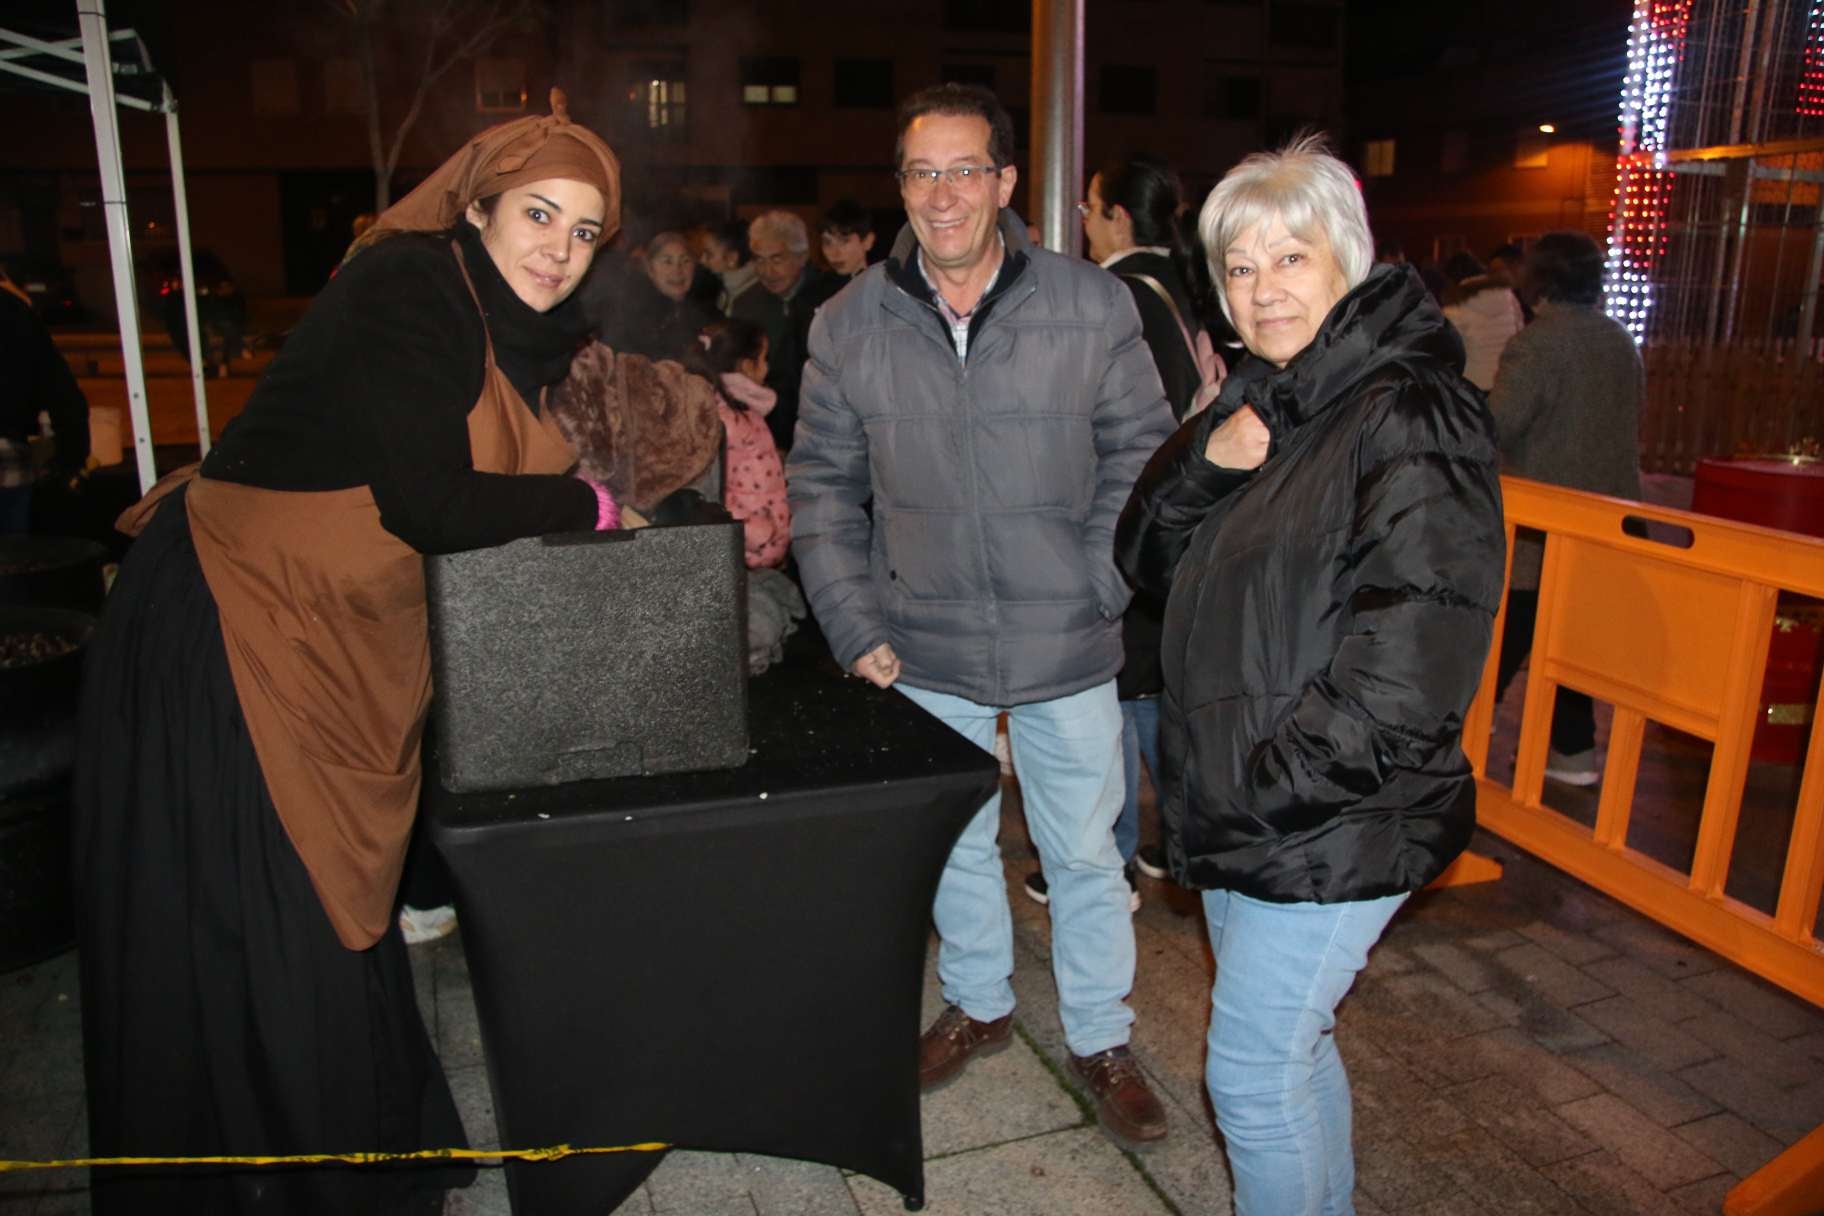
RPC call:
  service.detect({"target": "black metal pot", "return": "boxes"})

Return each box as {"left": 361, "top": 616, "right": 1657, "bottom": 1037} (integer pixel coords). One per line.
{"left": 0, "top": 606, "right": 93, "bottom": 972}
{"left": 0, "top": 606, "right": 92, "bottom": 798}
{"left": 0, "top": 535, "right": 109, "bottom": 613}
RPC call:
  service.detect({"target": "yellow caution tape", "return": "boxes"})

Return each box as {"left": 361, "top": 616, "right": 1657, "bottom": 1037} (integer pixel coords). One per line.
{"left": 0, "top": 1142, "right": 671, "bottom": 1173}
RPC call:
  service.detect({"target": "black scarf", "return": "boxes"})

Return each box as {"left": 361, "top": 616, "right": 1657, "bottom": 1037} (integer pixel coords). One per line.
{"left": 453, "top": 221, "right": 590, "bottom": 413}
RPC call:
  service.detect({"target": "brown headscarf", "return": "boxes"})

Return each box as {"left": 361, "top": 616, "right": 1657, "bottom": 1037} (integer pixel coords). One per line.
{"left": 347, "top": 88, "right": 621, "bottom": 259}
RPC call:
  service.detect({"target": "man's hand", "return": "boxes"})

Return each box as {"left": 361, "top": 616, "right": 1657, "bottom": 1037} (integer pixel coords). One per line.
{"left": 851, "top": 642, "right": 901, "bottom": 689}
{"left": 1204, "top": 405, "right": 1270, "bottom": 471}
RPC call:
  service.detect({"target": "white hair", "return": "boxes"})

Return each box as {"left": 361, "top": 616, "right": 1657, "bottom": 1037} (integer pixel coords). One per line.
{"left": 1197, "top": 133, "right": 1374, "bottom": 323}
{"left": 748, "top": 209, "right": 809, "bottom": 256}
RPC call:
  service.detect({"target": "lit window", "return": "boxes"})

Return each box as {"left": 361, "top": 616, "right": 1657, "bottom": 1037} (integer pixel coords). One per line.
{"left": 1363, "top": 139, "right": 1395, "bottom": 177}
{"left": 740, "top": 58, "right": 800, "bottom": 106}
{"left": 476, "top": 58, "right": 526, "bottom": 113}
{"left": 627, "top": 60, "right": 687, "bottom": 138}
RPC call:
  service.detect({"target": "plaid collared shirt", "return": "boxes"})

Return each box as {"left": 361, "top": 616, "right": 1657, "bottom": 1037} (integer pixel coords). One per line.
{"left": 916, "top": 237, "right": 1004, "bottom": 362}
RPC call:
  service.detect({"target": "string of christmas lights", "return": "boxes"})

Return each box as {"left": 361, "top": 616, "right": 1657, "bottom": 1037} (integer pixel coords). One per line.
{"left": 1800, "top": 1, "right": 1824, "bottom": 116}
{"left": 1604, "top": 0, "right": 1692, "bottom": 343}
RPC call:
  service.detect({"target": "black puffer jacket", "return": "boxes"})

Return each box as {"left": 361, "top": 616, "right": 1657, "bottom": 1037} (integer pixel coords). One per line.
{"left": 1115, "top": 265, "right": 1506, "bottom": 903}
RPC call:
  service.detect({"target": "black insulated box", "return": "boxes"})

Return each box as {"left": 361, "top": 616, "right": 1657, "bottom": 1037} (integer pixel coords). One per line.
{"left": 425, "top": 522, "right": 749, "bottom": 792}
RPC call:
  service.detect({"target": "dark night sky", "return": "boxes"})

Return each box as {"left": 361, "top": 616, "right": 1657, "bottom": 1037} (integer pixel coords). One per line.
{"left": 1347, "top": 0, "right": 1636, "bottom": 141}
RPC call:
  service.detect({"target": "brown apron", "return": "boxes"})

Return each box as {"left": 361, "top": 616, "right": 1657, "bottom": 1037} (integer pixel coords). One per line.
{"left": 182, "top": 241, "right": 577, "bottom": 949}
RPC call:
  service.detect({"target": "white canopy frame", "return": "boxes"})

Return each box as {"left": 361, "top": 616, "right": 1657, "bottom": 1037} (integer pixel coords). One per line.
{"left": 0, "top": 0, "right": 210, "bottom": 493}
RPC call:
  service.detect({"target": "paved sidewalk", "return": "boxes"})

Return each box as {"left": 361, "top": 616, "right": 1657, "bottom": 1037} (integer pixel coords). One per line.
{"left": 5, "top": 773, "right": 1821, "bottom": 1215}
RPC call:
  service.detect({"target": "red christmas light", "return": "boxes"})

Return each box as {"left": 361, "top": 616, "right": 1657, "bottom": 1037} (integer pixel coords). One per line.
{"left": 1800, "top": 2, "right": 1824, "bottom": 116}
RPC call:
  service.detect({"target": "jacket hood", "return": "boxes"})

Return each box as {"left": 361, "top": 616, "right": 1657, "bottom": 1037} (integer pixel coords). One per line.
{"left": 718, "top": 370, "right": 777, "bottom": 416}
{"left": 1212, "top": 262, "right": 1466, "bottom": 438}
{"left": 1450, "top": 283, "right": 1520, "bottom": 322}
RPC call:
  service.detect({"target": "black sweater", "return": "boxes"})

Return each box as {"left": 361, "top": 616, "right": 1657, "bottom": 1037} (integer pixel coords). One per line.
{"left": 1107, "top": 249, "right": 1201, "bottom": 421}
{"left": 201, "top": 231, "right": 595, "bottom": 553}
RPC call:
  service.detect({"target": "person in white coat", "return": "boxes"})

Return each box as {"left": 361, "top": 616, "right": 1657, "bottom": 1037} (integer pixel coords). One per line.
{"left": 1441, "top": 250, "right": 1524, "bottom": 391}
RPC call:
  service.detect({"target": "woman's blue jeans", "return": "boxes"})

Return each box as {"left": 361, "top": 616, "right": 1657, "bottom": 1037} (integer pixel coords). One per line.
{"left": 1116, "top": 696, "right": 1160, "bottom": 863}
{"left": 1203, "top": 888, "right": 1409, "bottom": 1216}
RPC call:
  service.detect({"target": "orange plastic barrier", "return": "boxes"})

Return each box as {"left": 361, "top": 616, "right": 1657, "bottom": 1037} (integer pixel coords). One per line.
{"left": 1468, "top": 476, "right": 1824, "bottom": 1215}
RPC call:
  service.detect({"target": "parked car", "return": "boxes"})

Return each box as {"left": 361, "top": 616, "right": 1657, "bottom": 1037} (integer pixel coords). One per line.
{"left": 4, "top": 260, "right": 85, "bottom": 325}
{"left": 150, "top": 247, "right": 246, "bottom": 374}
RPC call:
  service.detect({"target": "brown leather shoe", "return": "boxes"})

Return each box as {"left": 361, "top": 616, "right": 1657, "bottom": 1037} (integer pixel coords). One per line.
{"left": 1070, "top": 1046, "right": 1168, "bottom": 1145}
{"left": 918, "top": 1003, "right": 1012, "bottom": 1091}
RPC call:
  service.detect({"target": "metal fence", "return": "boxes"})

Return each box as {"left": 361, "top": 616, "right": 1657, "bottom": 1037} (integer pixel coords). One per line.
{"left": 1641, "top": 336, "right": 1824, "bottom": 472}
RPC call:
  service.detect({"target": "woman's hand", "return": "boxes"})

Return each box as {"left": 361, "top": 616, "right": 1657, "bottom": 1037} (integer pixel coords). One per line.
{"left": 1204, "top": 405, "right": 1270, "bottom": 471}
{"left": 852, "top": 642, "right": 901, "bottom": 689}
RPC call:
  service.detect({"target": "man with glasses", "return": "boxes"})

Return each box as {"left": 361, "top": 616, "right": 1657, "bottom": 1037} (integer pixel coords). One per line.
{"left": 787, "top": 83, "right": 1175, "bottom": 1149}
{"left": 731, "top": 209, "right": 841, "bottom": 453}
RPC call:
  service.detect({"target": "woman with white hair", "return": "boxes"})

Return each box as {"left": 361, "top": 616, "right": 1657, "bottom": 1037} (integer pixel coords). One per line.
{"left": 1115, "top": 135, "right": 1506, "bottom": 1214}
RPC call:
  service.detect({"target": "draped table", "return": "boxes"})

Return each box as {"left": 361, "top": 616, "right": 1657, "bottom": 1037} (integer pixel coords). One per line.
{"left": 426, "top": 658, "right": 998, "bottom": 1214}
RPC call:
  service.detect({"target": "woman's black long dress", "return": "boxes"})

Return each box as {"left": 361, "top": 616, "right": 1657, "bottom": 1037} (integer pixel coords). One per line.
{"left": 72, "top": 226, "right": 596, "bottom": 1213}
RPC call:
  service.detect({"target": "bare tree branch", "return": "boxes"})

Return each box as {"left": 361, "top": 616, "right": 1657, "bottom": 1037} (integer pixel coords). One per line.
{"left": 330, "top": 0, "right": 538, "bottom": 211}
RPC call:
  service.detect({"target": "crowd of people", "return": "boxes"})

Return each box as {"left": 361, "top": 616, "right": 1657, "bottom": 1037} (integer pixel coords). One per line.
{"left": 64, "top": 73, "right": 1644, "bottom": 1216}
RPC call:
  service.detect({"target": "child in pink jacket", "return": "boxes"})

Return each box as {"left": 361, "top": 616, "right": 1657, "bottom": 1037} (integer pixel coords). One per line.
{"left": 685, "top": 319, "right": 790, "bottom": 569}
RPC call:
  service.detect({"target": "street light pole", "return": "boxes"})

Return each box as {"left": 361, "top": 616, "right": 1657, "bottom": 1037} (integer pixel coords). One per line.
{"left": 1030, "top": 0, "right": 1083, "bottom": 257}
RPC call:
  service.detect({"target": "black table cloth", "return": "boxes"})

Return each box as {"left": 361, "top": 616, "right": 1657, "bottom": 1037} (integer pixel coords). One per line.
{"left": 425, "top": 659, "right": 999, "bottom": 1214}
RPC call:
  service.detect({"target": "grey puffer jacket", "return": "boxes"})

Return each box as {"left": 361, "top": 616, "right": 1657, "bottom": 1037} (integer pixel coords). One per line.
{"left": 787, "top": 212, "right": 1175, "bottom": 707}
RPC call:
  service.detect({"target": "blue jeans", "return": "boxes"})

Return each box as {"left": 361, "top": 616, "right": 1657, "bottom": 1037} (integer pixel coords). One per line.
{"left": 898, "top": 679, "right": 1133, "bottom": 1057}
{"left": 1116, "top": 696, "right": 1160, "bottom": 863}
{"left": 1203, "top": 889, "right": 1409, "bottom": 1216}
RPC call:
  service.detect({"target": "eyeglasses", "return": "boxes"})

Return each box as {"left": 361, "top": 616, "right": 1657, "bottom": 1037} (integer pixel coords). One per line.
{"left": 895, "top": 165, "right": 1003, "bottom": 193}
{"left": 752, "top": 251, "right": 803, "bottom": 269}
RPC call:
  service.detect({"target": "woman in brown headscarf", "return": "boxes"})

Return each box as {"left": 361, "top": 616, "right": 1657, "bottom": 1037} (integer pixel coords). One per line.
{"left": 72, "top": 94, "right": 619, "bottom": 1214}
